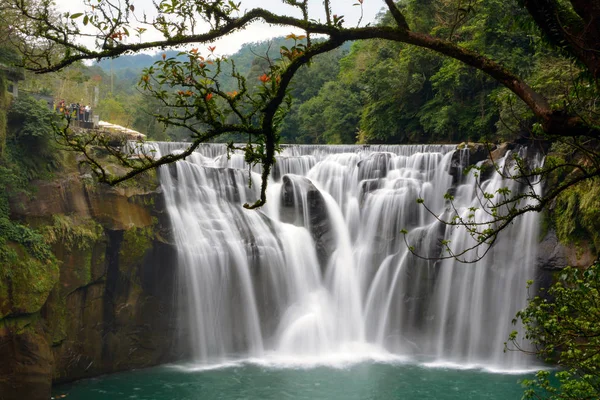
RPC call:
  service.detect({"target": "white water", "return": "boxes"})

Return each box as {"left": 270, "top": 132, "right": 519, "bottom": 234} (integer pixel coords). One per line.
{"left": 154, "top": 143, "right": 541, "bottom": 371}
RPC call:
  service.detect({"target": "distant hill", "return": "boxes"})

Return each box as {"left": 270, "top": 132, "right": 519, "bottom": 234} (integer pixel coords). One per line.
{"left": 92, "top": 37, "right": 352, "bottom": 142}
{"left": 95, "top": 51, "right": 177, "bottom": 71}
{"left": 94, "top": 38, "right": 351, "bottom": 85}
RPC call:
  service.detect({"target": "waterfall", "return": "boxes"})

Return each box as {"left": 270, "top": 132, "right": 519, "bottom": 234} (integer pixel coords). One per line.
{"left": 154, "top": 143, "right": 540, "bottom": 371}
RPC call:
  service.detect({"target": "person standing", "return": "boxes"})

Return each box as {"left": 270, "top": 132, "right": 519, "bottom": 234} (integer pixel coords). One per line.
{"left": 84, "top": 104, "right": 91, "bottom": 122}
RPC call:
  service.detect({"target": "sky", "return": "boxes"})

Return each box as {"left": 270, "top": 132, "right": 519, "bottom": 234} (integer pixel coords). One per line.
{"left": 56, "top": 0, "right": 387, "bottom": 56}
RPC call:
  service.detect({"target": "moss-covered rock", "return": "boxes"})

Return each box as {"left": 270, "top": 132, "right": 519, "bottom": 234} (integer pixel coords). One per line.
{"left": 552, "top": 178, "right": 600, "bottom": 259}
{"left": 119, "top": 226, "right": 153, "bottom": 274}
{"left": 0, "top": 243, "right": 59, "bottom": 319}
{"left": 1, "top": 153, "right": 179, "bottom": 399}
{"left": 43, "top": 287, "right": 68, "bottom": 346}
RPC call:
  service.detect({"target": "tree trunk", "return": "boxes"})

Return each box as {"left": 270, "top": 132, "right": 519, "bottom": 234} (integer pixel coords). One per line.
{"left": 523, "top": 0, "right": 600, "bottom": 81}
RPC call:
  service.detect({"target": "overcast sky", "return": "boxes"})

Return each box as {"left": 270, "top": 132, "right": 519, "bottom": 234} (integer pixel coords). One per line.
{"left": 57, "top": 0, "right": 387, "bottom": 55}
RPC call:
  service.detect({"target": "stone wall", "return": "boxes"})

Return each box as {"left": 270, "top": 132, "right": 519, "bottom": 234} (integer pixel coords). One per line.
{"left": 0, "top": 168, "right": 182, "bottom": 400}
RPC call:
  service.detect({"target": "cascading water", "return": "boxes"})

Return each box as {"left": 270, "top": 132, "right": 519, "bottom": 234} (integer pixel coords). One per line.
{"left": 154, "top": 143, "right": 541, "bottom": 371}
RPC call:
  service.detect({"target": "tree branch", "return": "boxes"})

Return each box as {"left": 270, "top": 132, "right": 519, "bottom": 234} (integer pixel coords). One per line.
{"left": 383, "top": 0, "right": 410, "bottom": 30}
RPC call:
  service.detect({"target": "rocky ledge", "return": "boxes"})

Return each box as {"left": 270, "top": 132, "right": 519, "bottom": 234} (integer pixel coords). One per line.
{"left": 0, "top": 168, "right": 182, "bottom": 400}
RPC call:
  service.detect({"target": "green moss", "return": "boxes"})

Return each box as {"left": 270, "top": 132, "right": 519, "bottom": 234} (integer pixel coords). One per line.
{"left": 42, "top": 214, "right": 103, "bottom": 252}
{"left": 75, "top": 243, "right": 105, "bottom": 286}
{"left": 0, "top": 218, "right": 57, "bottom": 316}
{"left": 0, "top": 250, "right": 9, "bottom": 313}
{"left": 119, "top": 226, "right": 153, "bottom": 272}
{"left": 78, "top": 248, "right": 94, "bottom": 284}
{"left": 0, "top": 243, "right": 59, "bottom": 318}
{"left": 0, "top": 312, "right": 41, "bottom": 334}
{"left": 539, "top": 209, "right": 551, "bottom": 242}
{"left": 0, "top": 109, "right": 6, "bottom": 158}
{"left": 44, "top": 286, "right": 68, "bottom": 346}
{"left": 553, "top": 178, "right": 600, "bottom": 255}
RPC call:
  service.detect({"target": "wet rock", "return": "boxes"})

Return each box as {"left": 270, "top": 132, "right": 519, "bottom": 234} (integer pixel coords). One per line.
{"left": 450, "top": 143, "right": 495, "bottom": 185}
{"left": 537, "top": 229, "right": 568, "bottom": 271}
{"left": 0, "top": 322, "right": 53, "bottom": 400}
{"left": 449, "top": 148, "right": 468, "bottom": 185}
{"left": 361, "top": 179, "right": 381, "bottom": 194}
{"left": 478, "top": 143, "right": 518, "bottom": 180}
{"left": 357, "top": 152, "right": 393, "bottom": 181}
{"left": 464, "top": 142, "right": 491, "bottom": 165}
{"left": 537, "top": 229, "right": 597, "bottom": 271}
{"left": 50, "top": 237, "right": 180, "bottom": 384}
{"left": 165, "top": 163, "right": 179, "bottom": 181}
{"left": 359, "top": 179, "right": 382, "bottom": 204}
{"left": 490, "top": 143, "right": 511, "bottom": 162}
{"left": 280, "top": 175, "right": 335, "bottom": 270}
{"left": 535, "top": 229, "right": 598, "bottom": 294}
{"left": 2, "top": 168, "right": 180, "bottom": 399}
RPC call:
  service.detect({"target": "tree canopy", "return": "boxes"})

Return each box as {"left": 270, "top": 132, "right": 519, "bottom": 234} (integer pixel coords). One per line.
{"left": 2, "top": 0, "right": 598, "bottom": 207}
{"left": 0, "top": 0, "right": 598, "bottom": 265}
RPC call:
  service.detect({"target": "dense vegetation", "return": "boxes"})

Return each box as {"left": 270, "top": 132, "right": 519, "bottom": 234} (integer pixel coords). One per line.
{"left": 64, "top": 1, "right": 581, "bottom": 147}
{"left": 0, "top": 92, "right": 60, "bottom": 307}
{"left": 509, "top": 263, "right": 600, "bottom": 400}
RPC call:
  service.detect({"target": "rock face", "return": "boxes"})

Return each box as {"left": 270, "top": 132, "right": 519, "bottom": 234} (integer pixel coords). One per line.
{"left": 535, "top": 228, "right": 598, "bottom": 295}
{"left": 450, "top": 142, "right": 518, "bottom": 184}
{"left": 357, "top": 152, "right": 392, "bottom": 181}
{"left": 0, "top": 170, "right": 181, "bottom": 399}
{"left": 537, "top": 229, "right": 597, "bottom": 270}
{"left": 0, "top": 319, "right": 54, "bottom": 400}
{"left": 449, "top": 143, "right": 490, "bottom": 183}
{"left": 280, "top": 175, "right": 335, "bottom": 270}
{"left": 537, "top": 229, "right": 569, "bottom": 272}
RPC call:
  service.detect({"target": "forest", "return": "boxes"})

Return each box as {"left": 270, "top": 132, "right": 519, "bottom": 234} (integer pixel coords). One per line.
{"left": 21, "top": 1, "right": 587, "bottom": 148}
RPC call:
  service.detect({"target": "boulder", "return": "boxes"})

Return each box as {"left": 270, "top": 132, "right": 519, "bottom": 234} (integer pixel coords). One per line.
{"left": 490, "top": 142, "right": 511, "bottom": 161}
{"left": 450, "top": 143, "right": 496, "bottom": 184}
{"left": 537, "top": 229, "right": 568, "bottom": 271}
{"left": 357, "top": 152, "right": 393, "bottom": 181}
{"left": 280, "top": 175, "right": 335, "bottom": 270}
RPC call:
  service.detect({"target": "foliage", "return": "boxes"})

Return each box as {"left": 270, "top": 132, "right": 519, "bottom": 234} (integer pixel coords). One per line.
{"left": 0, "top": 74, "right": 8, "bottom": 155}
{"left": 1, "top": 2, "right": 600, "bottom": 396}
{"left": 42, "top": 214, "right": 103, "bottom": 252}
{"left": 552, "top": 178, "right": 600, "bottom": 254}
{"left": 0, "top": 91, "right": 59, "bottom": 305}
{"left": 279, "top": 45, "right": 350, "bottom": 143}
{"left": 0, "top": 242, "right": 59, "bottom": 317}
{"left": 96, "top": 94, "right": 131, "bottom": 127}
{"left": 8, "top": 94, "right": 56, "bottom": 139}
{"left": 5, "top": 0, "right": 600, "bottom": 243}
{"left": 234, "top": 0, "right": 590, "bottom": 146}
{"left": 0, "top": 170, "right": 55, "bottom": 277}
{"left": 508, "top": 263, "right": 600, "bottom": 399}
{"left": 297, "top": 80, "right": 362, "bottom": 144}
{"left": 119, "top": 226, "right": 153, "bottom": 270}
{"left": 5, "top": 94, "right": 62, "bottom": 179}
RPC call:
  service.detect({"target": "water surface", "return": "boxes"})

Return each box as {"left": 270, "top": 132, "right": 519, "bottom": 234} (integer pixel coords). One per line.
{"left": 54, "top": 360, "right": 532, "bottom": 400}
